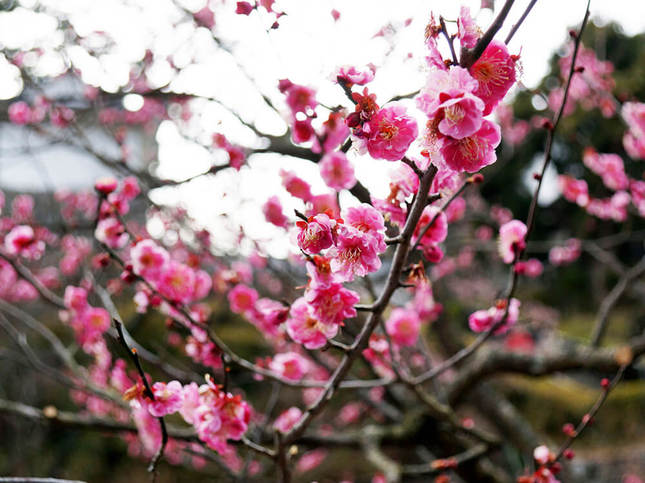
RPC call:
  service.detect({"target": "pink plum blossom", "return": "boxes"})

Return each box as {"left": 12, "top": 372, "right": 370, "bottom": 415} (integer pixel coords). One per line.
{"left": 296, "top": 213, "right": 336, "bottom": 254}
{"left": 498, "top": 219, "right": 527, "bottom": 263}
{"left": 228, "top": 284, "right": 258, "bottom": 315}
{"left": 304, "top": 281, "right": 359, "bottom": 326}
{"left": 385, "top": 308, "right": 422, "bottom": 347}
{"left": 319, "top": 151, "right": 356, "bottom": 190}
{"left": 440, "top": 120, "right": 501, "bottom": 173}
{"left": 458, "top": 7, "right": 481, "bottom": 48}
{"left": 468, "top": 298, "right": 520, "bottom": 334}
{"left": 329, "top": 225, "right": 383, "bottom": 282}
{"left": 263, "top": 196, "right": 290, "bottom": 228}
{"left": 146, "top": 380, "right": 183, "bottom": 417}
{"left": 469, "top": 41, "right": 517, "bottom": 115}
{"left": 559, "top": 175, "right": 589, "bottom": 207}
{"left": 280, "top": 170, "right": 313, "bottom": 202}
{"left": 157, "top": 261, "right": 196, "bottom": 304}
{"left": 130, "top": 239, "right": 169, "bottom": 279}
{"left": 269, "top": 352, "right": 310, "bottom": 381}
{"left": 335, "top": 64, "right": 375, "bottom": 86}
{"left": 273, "top": 407, "right": 303, "bottom": 433}
{"left": 286, "top": 297, "right": 338, "bottom": 349}
{"left": 549, "top": 239, "right": 581, "bottom": 266}
{"left": 4, "top": 225, "right": 45, "bottom": 260}
{"left": 8, "top": 101, "right": 32, "bottom": 124}
{"left": 365, "top": 104, "right": 418, "bottom": 161}
{"left": 95, "top": 217, "right": 128, "bottom": 249}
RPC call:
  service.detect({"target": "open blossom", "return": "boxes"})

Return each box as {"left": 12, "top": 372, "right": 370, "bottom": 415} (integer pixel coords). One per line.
{"left": 194, "top": 381, "right": 251, "bottom": 454}
{"left": 319, "top": 151, "right": 356, "bottom": 190}
{"left": 146, "top": 380, "right": 183, "bottom": 417}
{"left": 70, "top": 307, "right": 111, "bottom": 346}
{"left": 559, "top": 175, "right": 589, "bottom": 207}
{"left": 4, "top": 225, "right": 45, "bottom": 260}
{"left": 304, "top": 282, "right": 359, "bottom": 326}
{"left": 296, "top": 213, "right": 336, "bottom": 254}
{"left": 469, "top": 298, "right": 521, "bottom": 334}
{"left": 273, "top": 407, "right": 303, "bottom": 433}
{"left": 329, "top": 225, "right": 382, "bottom": 282}
{"left": 269, "top": 352, "right": 310, "bottom": 381}
{"left": 469, "top": 40, "right": 517, "bottom": 114}
{"left": 286, "top": 297, "right": 338, "bottom": 349}
{"left": 385, "top": 308, "right": 422, "bottom": 347}
{"left": 263, "top": 195, "right": 289, "bottom": 229}
{"left": 498, "top": 219, "right": 527, "bottom": 263}
{"left": 365, "top": 104, "right": 418, "bottom": 161}
{"left": 622, "top": 102, "right": 645, "bottom": 159}
{"left": 440, "top": 120, "right": 501, "bottom": 173}
{"left": 157, "top": 261, "right": 196, "bottom": 303}
{"left": 95, "top": 217, "right": 128, "bottom": 249}
{"left": 417, "top": 67, "right": 484, "bottom": 140}
{"left": 228, "top": 284, "right": 258, "bottom": 315}
{"left": 130, "top": 239, "right": 169, "bottom": 279}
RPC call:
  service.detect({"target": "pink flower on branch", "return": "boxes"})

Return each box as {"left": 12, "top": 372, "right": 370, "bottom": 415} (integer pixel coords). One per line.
{"left": 365, "top": 104, "right": 418, "bottom": 161}
{"left": 498, "top": 219, "right": 527, "bottom": 264}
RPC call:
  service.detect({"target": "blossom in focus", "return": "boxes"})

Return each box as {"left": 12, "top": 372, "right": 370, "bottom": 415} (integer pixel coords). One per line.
{"left": 469, "top": 40, "right": 517, "bottom": 115}
{"left": 286, "top": 297, "right": 338, "bottom": 349}
{"left": 440, "top": 120, "right": 501, "bottom": 173}
{"left": 498, "top": 219, "right": 527, "bottom": 263}
{"left": 365, "top": 104, "right": 418, "bottom": 161}
{"left": 296, "top": 213, "right": 336, "bottom": 254}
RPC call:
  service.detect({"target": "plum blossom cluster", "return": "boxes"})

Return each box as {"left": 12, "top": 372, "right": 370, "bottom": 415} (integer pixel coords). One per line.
{"left": 548, "top": 43, "right": 616, "bottom": 118}
{"left": 62, "top": 286, "right": 111, "bottom": 347}
{"left": 94, "top": 177, "right": 141, "bottom": 249}
{"left": 622, "top": 101, "right": 645, "bottom": 160}
{"left": 418, "top": 11, "right": 515, "bottom": 173}
{"left": 559, "top": 147, "right": 644, "bottom": 223}
{"left": 126, "top": 376, "right": 251, "bottom": 455}
{"left": 469, "top": 298, "right": 521, "bottom": 334}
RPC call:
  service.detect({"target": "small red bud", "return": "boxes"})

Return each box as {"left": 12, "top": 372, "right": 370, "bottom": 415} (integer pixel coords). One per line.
{"left": 533, "top": 172, "right": 542, "bottom": 181}
{"left": 600, "top": 378, "right": 610, "bottom": 389}
{"left": 563, "top": 449, "right": 575, "bottom": 460}
{"left": 551, "top": 462, "right": 562, "bottom": 474}
{"left": 569, "top": 29, "right": 577, "bottom": 39}
{"left": 562, "top": 422, "right": 576, "bottom": 437}
{"left": 575, "top": 66, "right": 585, "bottom": 73}
{"left": 468, "top": 173, "right": 484, "bottom": 184}
{"left": 581, "top": 413, "right": 593, "bottom": 425}
{"left": 542, "top": 120, "right": 554, "bottom": 130}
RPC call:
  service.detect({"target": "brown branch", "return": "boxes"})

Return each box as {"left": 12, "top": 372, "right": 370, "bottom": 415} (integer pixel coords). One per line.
{"left": 590, "top": 254, "right": 645, "bottom": 346}
{"left": 505, "top": 0, "right": 539, "bottom": 44}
